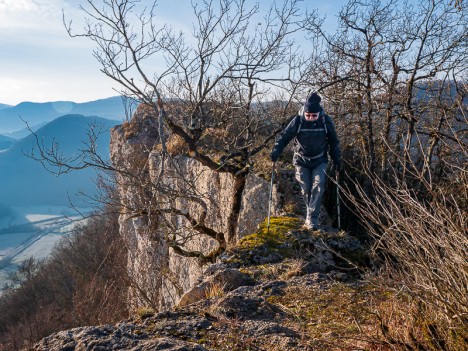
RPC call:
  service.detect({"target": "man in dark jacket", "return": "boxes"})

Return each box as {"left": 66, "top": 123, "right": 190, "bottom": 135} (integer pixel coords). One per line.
{"left": 270, "top": 93, "right": 341, "bottom": 230}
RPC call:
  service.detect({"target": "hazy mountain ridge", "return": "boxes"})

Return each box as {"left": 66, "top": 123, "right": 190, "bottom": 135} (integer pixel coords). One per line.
{"left": 0, "top": 103, "right": 11, "bottom": 111}
{"left": 1, "top": 122, "right": 47, "bottom": 140}
{"left": 0, "top": 134, "right": 15, "bottom": 150}
{"left": 0, "top": 96, "right": 129, "bottom": 133}
{"left": 0, "top": 114, "right": 116, "bottom": 206}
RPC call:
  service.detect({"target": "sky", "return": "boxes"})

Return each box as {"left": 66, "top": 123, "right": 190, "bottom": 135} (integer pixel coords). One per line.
{"left": 0, "top": 0, "right": 347, "bottom": 106}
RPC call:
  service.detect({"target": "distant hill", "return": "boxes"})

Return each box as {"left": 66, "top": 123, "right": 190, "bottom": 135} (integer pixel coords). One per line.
{"left": 0, "top": 114, "right": 117, "bottom": 206}
{"left": 0, "top": 103, "right": 11, "bottom": 111}
{"left": 0, "top": 96, "right": 130, "bottom": 134}
{"left": 0, "top": 134, "right": 15, "bottom": 150}
{"left": 2, "top": 122, "right": 48, "bottom": 140}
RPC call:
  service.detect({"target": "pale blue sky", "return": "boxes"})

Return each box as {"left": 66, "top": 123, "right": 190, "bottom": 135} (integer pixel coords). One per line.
{"left": 0, "top": 0, "right": 347, "bottom": 106}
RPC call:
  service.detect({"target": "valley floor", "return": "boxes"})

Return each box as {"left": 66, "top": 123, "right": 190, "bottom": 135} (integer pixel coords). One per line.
{"left": 0, "top": 205, "right": 92, "bottom": 289}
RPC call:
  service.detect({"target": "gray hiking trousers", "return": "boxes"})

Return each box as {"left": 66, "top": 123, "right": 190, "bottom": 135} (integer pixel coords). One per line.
{"left": 295, "top": 162, "right": 328, "bottom": 226}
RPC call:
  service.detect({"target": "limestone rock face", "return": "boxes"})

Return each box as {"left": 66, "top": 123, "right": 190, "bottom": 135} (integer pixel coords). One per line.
{"left": 110, "top": 105, "right": 167, "bottom": 309}
{"left": 237, "top": 175, "right": 274, "bottom": 237}
{"left": 110, "top": 106, "right": 278, "bottom": 311}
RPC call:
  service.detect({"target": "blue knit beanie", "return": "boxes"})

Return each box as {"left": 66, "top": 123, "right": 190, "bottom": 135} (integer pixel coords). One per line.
{"left": 304, "top": 93, "right": 321, "bottom": 113}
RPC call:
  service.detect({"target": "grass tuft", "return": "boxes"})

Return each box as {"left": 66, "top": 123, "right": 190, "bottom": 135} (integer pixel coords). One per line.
{"left": 136, "top": 306, "right": 155, "bottom": 320}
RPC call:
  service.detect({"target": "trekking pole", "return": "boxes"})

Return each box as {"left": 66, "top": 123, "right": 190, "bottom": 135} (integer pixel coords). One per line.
{"left": 267, "top": 162, "right": 276, "bottom": 233}
{"left": 336, "top": 170, "right": 341, "bottom": 230}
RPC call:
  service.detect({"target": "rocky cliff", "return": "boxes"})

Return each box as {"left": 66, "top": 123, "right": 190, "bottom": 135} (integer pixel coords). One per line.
{"left": 110, "top": 105, "right": 280, "bottom": 311}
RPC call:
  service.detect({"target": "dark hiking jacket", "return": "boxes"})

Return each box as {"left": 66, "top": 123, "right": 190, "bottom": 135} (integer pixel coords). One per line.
{"left": 273, "top": 110, "right": 341, "bottom": 169}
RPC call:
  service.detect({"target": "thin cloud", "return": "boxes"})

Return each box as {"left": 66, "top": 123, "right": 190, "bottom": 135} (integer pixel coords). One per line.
{"left": 0, "top": 0, "right": 79, "bottom": 31}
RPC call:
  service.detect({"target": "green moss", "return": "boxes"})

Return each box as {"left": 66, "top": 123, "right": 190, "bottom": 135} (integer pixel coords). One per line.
{"left": 225, "top": 217, "right": 304, "bottom": 265}
{"left": 238, "top": 216, "right": 301, "bottom": 251}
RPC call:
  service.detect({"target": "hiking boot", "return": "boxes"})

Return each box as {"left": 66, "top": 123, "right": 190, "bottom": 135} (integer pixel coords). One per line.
{"left": 303, "top": 220, "right": 318, "bottom": 231}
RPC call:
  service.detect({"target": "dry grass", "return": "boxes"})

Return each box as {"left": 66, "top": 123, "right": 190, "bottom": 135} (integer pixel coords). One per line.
{"left": 238, "top": 259, "right": 306, "bottom": 282}
{"left": 265, "top": 282, "right": 380, "bottom": 350}
{"left": 136, "top": 306, "right": 156, "bottom": 320}
{"left": 279, "top": 259, "right": 306, "bottom": 280}
{"left": 195, "top": 275, "right": 467, "bottom": 350}
{"left": 369, "top": 277, "right": 468, "bottom": 351}
{"left": 342, "top": 163, "right": 467, "bottom": 350}
{"left": 204, "top": 282, "right": 227, "bottom": 300}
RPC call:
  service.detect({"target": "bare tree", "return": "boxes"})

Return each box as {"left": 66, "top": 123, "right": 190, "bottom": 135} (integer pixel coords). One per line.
{"left": 61, "top": 0, "right": 308, "bottom": 255}
{"left": 303, "top": 0, "right": 468, "bottom": 181}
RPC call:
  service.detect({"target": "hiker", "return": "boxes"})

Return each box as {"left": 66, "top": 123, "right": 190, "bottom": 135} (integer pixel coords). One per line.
{"left": 270, "top": 93, "right": 341, "bottom": 230}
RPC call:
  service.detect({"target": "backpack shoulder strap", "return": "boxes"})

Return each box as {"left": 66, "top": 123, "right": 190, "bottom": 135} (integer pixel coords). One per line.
{"left": 297, "top": 116, "right": 304, "bottom": 134}
{"left": 322, "top": 115, "right": 328, "bottom": 135}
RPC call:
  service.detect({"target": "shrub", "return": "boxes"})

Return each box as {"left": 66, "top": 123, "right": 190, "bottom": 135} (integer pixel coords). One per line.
{"left": 0, "top": 208, "right": 129, "bottom": 350}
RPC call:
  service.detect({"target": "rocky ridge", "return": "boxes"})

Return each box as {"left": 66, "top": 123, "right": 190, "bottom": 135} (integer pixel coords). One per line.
{"left": 33, "top": 218, "right": 370, "bottom": 351}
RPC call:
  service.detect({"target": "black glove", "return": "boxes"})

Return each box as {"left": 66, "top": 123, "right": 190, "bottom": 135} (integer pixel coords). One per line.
{"left": 270, "top": 148, "right": 280, "bottom": 162}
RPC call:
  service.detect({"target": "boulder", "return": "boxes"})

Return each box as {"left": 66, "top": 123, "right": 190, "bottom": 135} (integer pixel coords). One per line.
{"left": 178, "top": 268, "right": 256, "bottom": 307}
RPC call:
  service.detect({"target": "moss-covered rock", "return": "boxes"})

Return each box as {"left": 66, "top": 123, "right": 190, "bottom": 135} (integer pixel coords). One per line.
{"left": 238, "top": 216, "right": 301, "bottom": 250}
{"left": 223, "top": 216, "right": 367, "bottom": 273}
{"left": 230, "top": 216, "right": 302, "bottom": 264}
